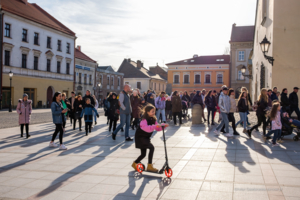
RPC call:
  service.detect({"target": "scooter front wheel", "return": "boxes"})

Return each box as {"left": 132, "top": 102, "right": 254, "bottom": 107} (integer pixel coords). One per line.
{"left": 165, "top": 168, "right": 173, "bottom": 178}
{"left": 137, "top": 163, "right": 145, "bottom": 173}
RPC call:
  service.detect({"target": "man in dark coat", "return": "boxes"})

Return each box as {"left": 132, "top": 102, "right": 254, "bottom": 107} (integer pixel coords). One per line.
{"left": 289, "top": 87, "right": 300, "bottom": 119}
{"left": 190, "top": 90, "right": 196, "bottom": 108}
{"left": 271, "top": 86, "right": 279, "bottom": 101}
{"left": 68, "top": 91, "right": 76, "bottom": 125}
{"left": 83, "top": 90, "right": 95, "bottom": 108}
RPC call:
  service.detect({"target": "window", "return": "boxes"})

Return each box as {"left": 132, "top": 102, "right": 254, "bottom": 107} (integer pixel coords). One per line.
{"left": 47, "top": 37, "right": 51, "bottom": 48}
{"left": 4, "top": 51, "right": 10, "bottom": 66}
{"left": 66, "top": 63, "right": 70, "bottom": 74}
{"left": 5, "top": 24, "right": 10, "bottom": 37}
{"left": 66, "top": 43, "right": 70, "bottom": 53}
{"left": 34, "top": 33, "right": 39, "bottom": 45}
{"left": 84, "top": 74, "right": 87, "bottom": 84}
{"left": 137, "top": 82, "right": 141, "bottom": 89}
{"left": 89, "top": 75, "right": 92, "bottom": 84}
{"left": 195, "top": 74, "right": 200, "bottom": 83}
{"left": 57, "top": 61, "right": 61, "bottom": 73}
{"left": 205, "top": 74, "right": 211, "bottom": 83}
{"left": 22, "top": 29, "right": 27, "bottom": 42}
{"left": 262, "top": 0, "right": 267, "bottom": 24}
{"left": 238, "top": 70, "right": 245, "bottom": 80}
{"left": 47, "top": 59, "right": 51, "bottom": 72}
{"left": 111, "top": 77, "right": 114, "bottom": 85}
{"left": 79, "top": 73, "right": 82, "bottom": 83}
{"left": 118, "top": 77, "right": 120, "bottom": 86}
{"left": 184, "top": 74, "right": 189, "bottom": 83}
{"left": 107, "top": 76, "right": 110, "bottom": 85}
{"left": 22, "top": 54, "right": 27, "bottom": 68}
{"left": 174, "top": 75, "right": 179, "bottom": 83}
{"left": 217, "top": 74, "right": 223, "bottom": 83}
{"left": 34, "top": 56, "right": 38, "bottom": 70}
{"left": 57, "top": 40, "right": 62, "bottom": 51}
{"left": 238, "top": 51, "right": 245, "bottom": 61}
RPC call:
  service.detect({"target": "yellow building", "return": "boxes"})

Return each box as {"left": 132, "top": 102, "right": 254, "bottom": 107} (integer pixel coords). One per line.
{"left": 166, "top": 55, "right": 230, "bottom": 93}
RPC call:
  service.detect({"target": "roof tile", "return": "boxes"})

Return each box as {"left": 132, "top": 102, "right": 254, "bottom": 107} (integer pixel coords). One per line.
{"left": 75, "top": 48, "right": 97, "bottom": 63}
{"left": 166, "top": 55, "right": 230, "bottom": 66}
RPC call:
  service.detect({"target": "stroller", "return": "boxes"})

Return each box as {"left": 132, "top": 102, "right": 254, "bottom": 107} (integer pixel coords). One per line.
{"left": 280, "top": 111, "right": 300, "bottom": 141}
{"left": 181, "top": 100, "right": 190, "bottom": 119}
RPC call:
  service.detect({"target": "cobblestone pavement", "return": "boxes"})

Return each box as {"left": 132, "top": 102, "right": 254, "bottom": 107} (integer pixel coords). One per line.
{"left": 0, "top": 111, "right": 300, "bottom": 200}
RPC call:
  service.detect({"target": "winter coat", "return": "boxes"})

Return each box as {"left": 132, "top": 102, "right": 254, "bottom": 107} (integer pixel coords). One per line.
{"left": 256, "top": 98, "right": 268, "bottom": 116}
{"left": 74, "top": 99, "right": 83, "bottom": 119}
{"left": 289, "top": 92, "right": 299, "bottom": 108}
{"left": 119, "top": 90, "right": 132, "bottom": 115}
{"left": 191, "top": 91, "right": 204, "bottom": 106}
{"left": 268, "top": 95, "right": 272, "bottom": 107}
{"left": 238, "top": 98, "right": 248, "bottom": 112}
{"left": 247, "top": 93, "right": 253, "bottom": 106}
{"left": 271, "top": 92, "right": 279, "bottom": 101}
{"left": 80, "top": 104, "right": 99, "bottom": 122}
{"left": 165, "top": 100, "right": 172, "bottom": 111}
{"left": 108, "top": 98, "right": 120, "bottom": 121}
{"left": 135, "top": 118, "right": 162, "bottom": 149}
{"left": 146, "top": 97, "right": 155, "bottom": 107}
{"left": 205, "top": 96, "right": 216, "bottom": 110}
{"left": 51, "top": 101, "right": 66, "bottom": 124}
{"left": 281, "top": 93, "right": 290, "bottom": 107}
{"left": 182, "top": 95, "right": 191, "bottom": 102}
{"left": 218, "top": 92, "right": 231, "bottom": 113}
{"left": 155, "top": 96, "right": 166, "bottom": 110}
{"left": 83, "top": 95, "right": 95, "bottom": 108}
{"left": 17, "top": 99, "right": 32, "bottom": 125}
{"left": 131, "top": 95, "right": 142, "bottom": 118}
{"left": 271, "top": 111, "right": 282, "bottom": 130}
{"left": 229, "top": 96, "right": 237, "bottom": 113}
{"left": 171, "top": 95, "right": 182, "bottom": 113}
{"left": 190, "top": 93, "right": 195, "bottom": 102}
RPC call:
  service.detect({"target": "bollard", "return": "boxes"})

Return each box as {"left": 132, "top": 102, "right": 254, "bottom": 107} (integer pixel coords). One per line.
{"left": 192, "top": 104, "right": 203, "bottom": 124}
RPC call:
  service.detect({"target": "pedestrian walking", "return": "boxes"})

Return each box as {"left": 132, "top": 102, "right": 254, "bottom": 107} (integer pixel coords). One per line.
{"left": 205, "top": 90, "right": 216, "bottom": 125}
{"left": 289, "top": 87, "right": 300, "bottom": 119}
{"left": 146, "top": 93, "right": 155, "bottom": 107}
{"left": 171, "top": 91, "right": 182, "bottom": 125}
{"left": 80, "top": 98, "right": 99, "bottom": 136}
{"left": 68, "top": 91, "right": 76, "bottom": 126}
{"left": 83, "top": 90, "right": 95, "bottom": 108}
{"left": 165, "top": 96, "right": 172, "bottom": 121}
{"left": 108, "top": 93, "right": 120, "bottom": 132}
{"left": 155, "top": 91, "right": 167, "bottom": 123}
{"left": 61, "top": 93, "right": 70, "bottom": 132}
{"left": 49, "top": 92, "right": 68, "bottom": 150}
{"left": 131, "top": 90, "right": 142, "bottom": 130}
{"left": 241, "top": 87, "right": 252, "bottom": 126}
{"left": 112, "top": 85, "right": 133, "bottom": 141}
{"left": 16, "top": 93, "right": 32, "bottom": 138}
{"left": 190, "top": 90, "right": 196, "bottom": 108}
{"left": 93, "top": 95, "right": 99, "bottom": 125}
{"left": 73, "top": 95, "right": 83, "bottom": 131}
{"left": 182, "top": 91, "right": 191, "bottom": 117}
{"left": 280, "top": 88, "right": 290, "bottom": 113}
{"left": 235, "top": 91, "right": 248, "bottom": 133}
{"left": 264, "top": 102, "right": 282, "bottom": 146}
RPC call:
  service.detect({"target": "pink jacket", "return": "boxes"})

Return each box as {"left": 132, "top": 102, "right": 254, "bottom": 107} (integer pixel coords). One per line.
{"left": 17, "top": 99, "right": 32, "bottom": 125}
{"left": 271, "top": 111, "right": 282, "bottom": 130}
{"left": 140, "top": 119, "right": 163, "bottom": 132}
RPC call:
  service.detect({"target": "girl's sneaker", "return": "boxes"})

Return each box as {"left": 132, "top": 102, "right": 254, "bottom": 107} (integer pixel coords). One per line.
{"left": 272, "top": 143, "right": 279, "bottom": 147}
{"left": 59, "top": 144, "right": 68, "bottom": 150}
{"left": 49, "top": 142, "right": 58, "bottom": 148}
{"left": 214, "top": 130, "right": 220, "bottom": 136}
{"left": 277, "top": 139, "right": 284, "bottom": 143}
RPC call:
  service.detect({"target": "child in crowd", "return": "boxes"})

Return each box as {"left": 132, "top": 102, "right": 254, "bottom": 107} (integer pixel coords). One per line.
{"left": 80, "top": 98, "right": 99, "bottom": 136}
{"left": 132, "top": 105, "right": 169, "bottom": 172}
{"left": 264, "top": 102, "right": 281, "bottom": 146}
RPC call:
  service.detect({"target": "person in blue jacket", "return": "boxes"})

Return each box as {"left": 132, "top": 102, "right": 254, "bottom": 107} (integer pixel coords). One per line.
{"left": 81, "top": 98, "right": 99, "bottom": 136}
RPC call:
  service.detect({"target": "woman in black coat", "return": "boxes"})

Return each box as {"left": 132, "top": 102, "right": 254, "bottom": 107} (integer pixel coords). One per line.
{"left": 73, "top": 95, "right": 83, "bottom": 131}
{"left": 281, "top": 88, "right": 290, "bottom": 113}
{"left": 108, "top": 93, "right": 120, "bottom": 132}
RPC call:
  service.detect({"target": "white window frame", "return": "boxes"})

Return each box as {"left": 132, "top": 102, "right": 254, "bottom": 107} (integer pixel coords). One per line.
{"left": 238, "top": 51, "right": 245, "bottom": 61}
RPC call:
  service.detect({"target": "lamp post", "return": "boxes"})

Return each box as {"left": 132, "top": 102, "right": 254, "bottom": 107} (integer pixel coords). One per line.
{"left": 8, "top": 71, "right": 13, "bottom": 112}
{"left": 260, "top": 36, "right": 274, "bottom": 66}
{"left": 241, "top": 66, "right": 252, "bottom": 79}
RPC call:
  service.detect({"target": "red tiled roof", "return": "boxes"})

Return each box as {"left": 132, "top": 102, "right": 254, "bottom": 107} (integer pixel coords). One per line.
{"left": 230, "top": 25, "right": 255, "bottom": 43}
{"left": 1, "top": 0, "right": 75, "bottom": 36}
{"left": 75, "top": 48, "right": 97, "bottom": 63}
{"left": 166, "top": 55, "right": 230, "bottom": 66}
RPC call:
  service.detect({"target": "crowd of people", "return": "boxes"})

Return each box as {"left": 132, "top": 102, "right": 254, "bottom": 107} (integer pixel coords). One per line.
{"left": 16, "top": 84, "right": 300, "bottom": 150}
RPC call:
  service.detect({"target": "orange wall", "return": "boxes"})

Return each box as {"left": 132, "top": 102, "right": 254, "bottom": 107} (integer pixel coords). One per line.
{"left": 167, "top": 68, "right": 229, "bottom": 93}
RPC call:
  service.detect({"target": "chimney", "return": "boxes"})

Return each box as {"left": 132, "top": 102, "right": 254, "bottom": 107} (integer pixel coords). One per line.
{"left": 128, "top": 58, "right": 131, "bottom": 63}
{"left": 193, "top": 54, "right": 198, "bottom": 58}
{"left": 233, "top": 23, "right": 236, "bottom": 27}
{"left": 77, "top": 45, "right": 81, "bottom": 51}
{"left": 22, "top": 0, "right": 28, "bottom": 4}
{"left": 156, "top": 63, "right": 158, "bottom": 66}
{"left": 137, "top": 60, "right": 142, "bottom": 69}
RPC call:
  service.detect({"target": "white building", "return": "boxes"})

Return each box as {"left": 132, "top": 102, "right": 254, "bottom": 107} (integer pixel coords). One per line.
{"left": 74, "top": 46, "right": 97, "bottom": 96}
{"left": 1, "top": 0, "right": 76, "bottom": 108}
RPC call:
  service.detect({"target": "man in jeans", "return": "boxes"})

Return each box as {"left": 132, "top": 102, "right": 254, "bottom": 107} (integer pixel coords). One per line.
{"left": 112, "top": 85, "right": 133, "bottom": 141}
{"left": 214, "top": 87, "right": 232, "bottom": 137}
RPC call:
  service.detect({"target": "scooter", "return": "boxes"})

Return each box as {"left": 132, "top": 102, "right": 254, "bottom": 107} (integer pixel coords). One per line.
{"left": 136, "top": 124, "right": 173, "bottom": 178}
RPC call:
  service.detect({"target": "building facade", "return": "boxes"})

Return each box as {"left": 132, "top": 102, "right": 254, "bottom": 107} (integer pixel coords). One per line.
{"left": 74, "top": 46, "right": 97, "bottom": 96}
{"left": 117, "top": 59, "right": 167, "bottom": 94}
{"left": 229, "top": 24, "right": 254, "bottom": 98}
{"left": 95, "top": 66, "right": 124, "bottom": 102}
{"left": 1, "top": 0, "right": 76, "bottom": 108}
{"left": 166, "top": 55, "right": 230, "bottom": 93}
{"left": 250, "top": 0, "right": 300, "bottom": 100}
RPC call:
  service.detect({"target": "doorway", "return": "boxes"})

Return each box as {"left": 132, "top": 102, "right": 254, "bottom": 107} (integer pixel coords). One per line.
{"left": 2, "top": 87, "right": 11, "bottom": 108}
{"left": 47, "top": 86, "right": 53, "bottom": 108}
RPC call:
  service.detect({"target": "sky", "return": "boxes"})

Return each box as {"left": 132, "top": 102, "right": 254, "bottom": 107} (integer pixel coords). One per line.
{"left": 32, "top": 0, "right": 257, "bottom": 70}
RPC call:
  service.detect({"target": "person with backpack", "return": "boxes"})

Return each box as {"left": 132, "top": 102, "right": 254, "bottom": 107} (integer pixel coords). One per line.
{"left": 80, "top": 98, "right": 99, "bottom": 136}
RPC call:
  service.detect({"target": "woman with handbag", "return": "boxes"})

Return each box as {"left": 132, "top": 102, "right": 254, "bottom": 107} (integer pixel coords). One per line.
{"left": 108, "top": 93, "right": 120, "bottom": 132}
{"left": 73, "top": 95, "right": 83, "bottom": 131}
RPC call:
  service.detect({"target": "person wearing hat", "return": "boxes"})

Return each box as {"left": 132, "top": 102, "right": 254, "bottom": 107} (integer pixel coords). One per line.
{"left": 289, "top": 87, "right": 300, "bottom": 119}
{"left": 16, "top": 93, "right": 32, "bottom": 138}
{"left": 214, "top": 87, "right": 232, "bottom": 137}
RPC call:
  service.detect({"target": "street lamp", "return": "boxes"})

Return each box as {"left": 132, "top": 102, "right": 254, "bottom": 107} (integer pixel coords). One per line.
{"left": 8, "top": 71, "right": 13, "bottom": 112}
{"left": 241, "top": 66, "right": 252, "bottom": 79}
{"left": 260, "top": 36, "right": 274, "bottom": 66}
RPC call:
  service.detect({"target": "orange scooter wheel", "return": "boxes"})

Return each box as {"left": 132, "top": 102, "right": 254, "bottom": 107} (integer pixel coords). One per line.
{"left": 165, "top": 168, "right": 173, "bottom": 178}
{"left": 136, "top": 163, "right": 144, "bottom": 173}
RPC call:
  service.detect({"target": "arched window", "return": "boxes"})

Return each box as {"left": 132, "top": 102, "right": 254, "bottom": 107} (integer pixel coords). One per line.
{"left": 195, "top": 74, "right": 200, "bottom": 84}
{"left": 217, "top": 74, "right": 223, "bottom": 83}
{"left": 174, "top": 75, "right": 179, "bottom": 84}
{"left": 205, "top": 74, "right": 211, "bottom": 83}
{"left": 184, "top": 74, "right": 189, "bottom": 84}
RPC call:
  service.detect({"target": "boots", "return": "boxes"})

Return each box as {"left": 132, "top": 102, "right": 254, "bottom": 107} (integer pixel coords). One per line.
{"left": 147, "top": 164, "right": 158, "bottom": 172}
{"left": 132, "top": 162, "right": 137, "bottom": 171}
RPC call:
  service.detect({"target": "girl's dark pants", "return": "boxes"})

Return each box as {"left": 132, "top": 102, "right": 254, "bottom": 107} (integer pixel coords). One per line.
{"left": 135, "top": 144, "right": 155, "bottom": 164}
{"left": 173, "top": 112, "right": 182, "bottom": 124}
{"left": 73, "top": 118, "right": 82, "bottom": 130}
{"left": 52, "top": 124, "right": 64, "bottom": 144}
{"left": 20, "top": 124, "right": 29, "bottom": 137}
{"left": 207, "top": 108, "right": 215, "bottom": 123}
{"left": 221, "top": 113, "right": 236, "bottom": 132}
{"left": 85, "top": 122, "right": 92, "bottom": 134}
{"left": 250, "top": 115, "right": 267, "bottom": 135}
{"left": 109, "top": 120, "right": 117, "bottom": 131}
